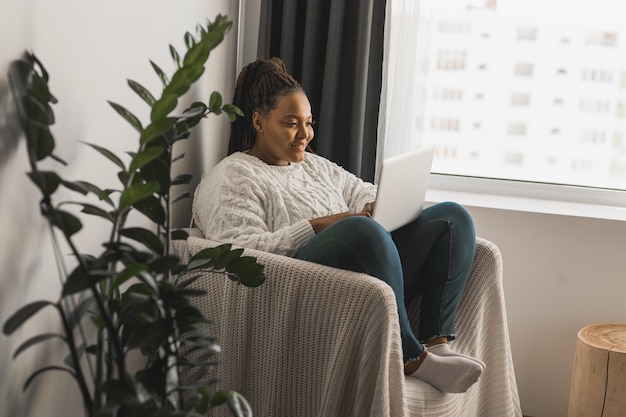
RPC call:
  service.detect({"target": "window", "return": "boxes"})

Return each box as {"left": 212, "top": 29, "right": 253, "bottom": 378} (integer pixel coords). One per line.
{"left": 585, "top": 31, "right": 617, "bottom": 47}
{"left": 384, "top": 0, "right": 626, "bottom": 193}
{"left": 510, "top": 93, "right": 530, "bottom": 106}
{"left": 514, "top": 62, "right": 534, "bottom": 77}
{"left": 437, "top": 50, "right": 467, "bottom": 71}
{"left": 516, "top": 26, "right": 537, "bottom": 41}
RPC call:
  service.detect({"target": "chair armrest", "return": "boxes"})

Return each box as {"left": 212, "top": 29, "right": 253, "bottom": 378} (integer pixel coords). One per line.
{"left": 405, "top": 237, "right": 522, "bottom": 417}
{"left": 173, "top": 236, "right": 409, "bottom": 417}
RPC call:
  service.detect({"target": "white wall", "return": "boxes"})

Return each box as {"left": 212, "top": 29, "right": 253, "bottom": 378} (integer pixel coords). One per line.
{"left": 0, "top": 1, "right": 238, "bottom": 416}
{"left": 467, "top": 206, "right": 626, "bottom": 417}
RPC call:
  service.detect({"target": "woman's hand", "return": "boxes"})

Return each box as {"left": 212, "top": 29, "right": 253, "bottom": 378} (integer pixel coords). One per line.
{"left": 362, "top": 201, "right": 375, "bottom": 216}
{"left": 309, "top": 211, "right": 371, "bottom": 234}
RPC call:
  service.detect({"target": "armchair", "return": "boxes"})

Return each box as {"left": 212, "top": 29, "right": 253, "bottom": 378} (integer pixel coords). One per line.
{"left": 173, "top": 232, "right": 522, "bottom": 417}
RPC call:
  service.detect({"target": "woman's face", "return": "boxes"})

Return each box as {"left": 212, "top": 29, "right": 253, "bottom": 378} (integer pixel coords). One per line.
{"left": 249, "top": 91, "right": 315, "bottom": 166}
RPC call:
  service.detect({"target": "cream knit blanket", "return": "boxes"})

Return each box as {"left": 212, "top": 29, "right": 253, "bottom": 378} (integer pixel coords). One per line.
{"left": 174, "top": 235, "right": 522, "bottom": 417}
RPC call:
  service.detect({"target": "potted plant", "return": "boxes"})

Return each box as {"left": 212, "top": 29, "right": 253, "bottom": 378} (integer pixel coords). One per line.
{"left": 2, "top": 14, "right": 264, "bottom": 417}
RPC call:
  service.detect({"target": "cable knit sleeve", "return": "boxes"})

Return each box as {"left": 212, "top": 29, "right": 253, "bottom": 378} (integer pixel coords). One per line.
{"left": 192, "top": 155, "right": 315, "bottom": 257}
{"left": 311, "top": 154, "right": 377, "bottom": 213}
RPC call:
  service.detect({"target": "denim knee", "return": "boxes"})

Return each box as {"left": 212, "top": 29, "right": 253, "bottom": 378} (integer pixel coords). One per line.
{"left": 426, "top": 201, "right": 475, "bottom": 238}
{"left": 335, "top": 216, "right": 391, "bottom": 245}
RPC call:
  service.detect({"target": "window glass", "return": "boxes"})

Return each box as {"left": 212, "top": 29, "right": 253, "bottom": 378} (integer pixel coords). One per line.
{"left": 414, "top": 0, "right": 626, "bottom": 191}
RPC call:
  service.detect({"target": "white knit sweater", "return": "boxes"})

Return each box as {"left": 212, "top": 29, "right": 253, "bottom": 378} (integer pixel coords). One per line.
{"left": 193, "top": 151, "right": 377, "bottom": 257}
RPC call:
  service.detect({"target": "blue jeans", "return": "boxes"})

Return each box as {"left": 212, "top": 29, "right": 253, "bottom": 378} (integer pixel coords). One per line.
{"left": 295, "top": 202, "right": 476, "bottom": 363}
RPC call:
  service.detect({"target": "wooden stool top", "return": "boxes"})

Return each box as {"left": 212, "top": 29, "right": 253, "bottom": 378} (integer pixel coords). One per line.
{"left": 578, "top": 323, "right": 626, "bottom": 353}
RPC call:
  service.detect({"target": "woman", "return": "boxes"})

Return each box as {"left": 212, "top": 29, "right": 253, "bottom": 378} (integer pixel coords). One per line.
{"left": 193, "top": 57, "right": 484, "bottom": 393}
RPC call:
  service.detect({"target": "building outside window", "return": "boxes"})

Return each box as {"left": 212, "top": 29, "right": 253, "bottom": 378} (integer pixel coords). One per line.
{"left": 411, "top": 0, "right": 626, "bottom": 191}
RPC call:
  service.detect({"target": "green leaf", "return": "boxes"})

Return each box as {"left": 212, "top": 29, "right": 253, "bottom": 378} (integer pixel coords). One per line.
{"left": 49, "top": 153, "right": 67, "bottom": 166}
{"left": 126, "top": 321, "right": 169, "bottom": 350}
{"left": 119, "top": 181, "right": 160, "bottom": 211}
{"left": 108, "top": 101, "right": 143, "bottom": 132}
{"left": 170, "top": 229, "right": 189, "bottom": 240}
{"left": 117, "top": 170, "right": 130, "bottom": 187}
{"left": 196, "top": 22, "right": 208, "bottom": 39}
{"left": 183, "top": 17, "right": 231, "bottom": 68}
{"left": 183, "top": 43, "right": 211, "bottom": 69}
{"left": 171, "top": 173, "right": 192, "bottom": 186}
{"left": 227, "top": 391, "right": 253, "bottom": 417}
{"left": 61, "top": 181, "right": 115, "bottom": 206}
{"left": 118, "top": 291, "right": 155, "bottom": 325}
{"left": 24, "top": 366, "right": 74, "bottom": 392}
{"left": 59, "top": 180, "right": 88, "bottom": 195}
{"left": 171, "top": 191, "right": 190, "bottom": 204}
{"left": 63, "top": 261, "right": 113, "bottom": 297}
{"left": 140, "top": 117, "right": 176, "bottom": 145}
{"left": 127, "top": 79, "right": 156, "bottom": 107}
{"left": 208, "top": 92, "right": 223, "bottom": 112}
{"left": 83, "top": 142, "right": 125, "bottom": 170}
{"left": 222, "top": 103, "right": 243, "bottom": 116}
{"left": 24, "top": 92, "right": 54, "bottom": 125}
{"left": 62, "top": 265, "right": 94, "bottom": 296}
{"left": 99, "top": 379, "right": 138, "bottom": 404}
{"left": 27, "top": 171, "right": 62, "bottom": 197}
{"left": 187, "top": 244, "right": 231, "bottom": 270}
{"left": 3, "top": 301, "right": 56, "bottom": 335}
{"left": 46, "top": 208, "right": 82, "bottom": 237}
{"left": 222, "top": 103, "right": 244, "bottom": 121}
{"left": 12, "top": 333, "right": 65, "bottom": 359}
{"left": 150, "top": 93, "right": 178, "bottom": 122}
{"left": 184, "top": 31, "right": 196, "bottom": 49}
{"left": 189, "top": 387, "right": 210, "bottom": 413}
{"left": 169, "top": 44, "right": 182, "bottom": 69}
{"left": 225, "top": 257, "right": 266, "bottom": 288}
{"left": 213, "top": 248, "right": 245, "bottom": 270}
{"left": 128, "top": 146, "right": 164, "bottom": 173}
{"left": 111, "top": 263, "right": 148, "bottom": 291}
{"left": 140, "top": 157, "right": 171, "bottom": 194}
{"left": 167, "top": 64, "right": 204, "bottom": 96}
{"left": 183, "top": 102, "right": 208, "bottom": 118}
{"left": 26, "top": 119, "right": 55, "bottom": 161}
{"left": 77, "top": 203, "right": 114, "bottom": 222}
{"left": 29, "top": 52, "right": 50, "bottom": 83}
{"left": 66, "top": 296, "right": 94, "bottom": 329}
{"left": 202, "top": 18, "right": 231, "bottom": 53}
{"left": 148, "top": 255, "right": 181, "bottom": 275}
{"left": 133, "top": 195, "right": 166, "bottom": 224}
{"left": 150, "top": 60, "right": 169, "bottom": 88}
{"left": 209, "top": 390, "right": 228, "bottom": 408}
{"left": 120, "top": 227, "right": 164, "bottom": 254}
{"left": 171, "top": 152, "right": 185, "bottom": 163}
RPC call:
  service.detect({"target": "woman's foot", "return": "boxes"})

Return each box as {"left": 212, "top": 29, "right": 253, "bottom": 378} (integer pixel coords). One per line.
{"left": 426, "top": 342, "right": 486, "bottom": 371}
{"left": 406, "top": 351, "right": 483, "bottom": 393}
{"left": 404, "top": 350, "right": 428, "bottom": 375}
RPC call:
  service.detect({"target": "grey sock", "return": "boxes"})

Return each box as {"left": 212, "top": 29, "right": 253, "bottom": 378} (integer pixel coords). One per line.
{"left": 427, "top": 343, "right": 486, "bottom": 371}
{"left": 409, "top": 352, "right": 483, "bottom": 393}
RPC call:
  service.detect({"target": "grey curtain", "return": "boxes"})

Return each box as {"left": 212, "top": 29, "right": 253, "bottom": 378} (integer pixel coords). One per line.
{"left": 258, "top": 0, "right": 386, "bottom": 182}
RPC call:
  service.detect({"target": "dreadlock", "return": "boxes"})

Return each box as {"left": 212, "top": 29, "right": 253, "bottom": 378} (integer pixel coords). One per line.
{"left": 228, "top": 57, "right": 304, "bottom": 155}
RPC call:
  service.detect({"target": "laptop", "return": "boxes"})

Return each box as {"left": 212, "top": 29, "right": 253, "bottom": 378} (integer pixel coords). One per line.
{"left": 371, "top": 146, "right": 435, "bottom": 232}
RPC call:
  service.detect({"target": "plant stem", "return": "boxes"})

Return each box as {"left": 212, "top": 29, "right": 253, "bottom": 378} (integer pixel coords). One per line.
{"left": 64, "top": 235, "right": 127, "bottom": 379}
{"left": 57, "top": 303, "right": 93, "bottom": 412}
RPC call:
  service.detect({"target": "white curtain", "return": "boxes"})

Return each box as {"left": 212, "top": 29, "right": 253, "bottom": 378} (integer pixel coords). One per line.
{"left": 376, "top": 0, "right": 423, "bottom": 181}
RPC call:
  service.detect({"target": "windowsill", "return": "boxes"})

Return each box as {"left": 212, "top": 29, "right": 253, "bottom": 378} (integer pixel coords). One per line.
{"left": 426, "top": 175, "right": 626, "bottom": 222}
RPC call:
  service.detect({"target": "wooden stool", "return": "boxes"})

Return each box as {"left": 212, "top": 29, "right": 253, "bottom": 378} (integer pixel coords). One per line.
{"left": 568, "top": 323, "right": 626, "bottom": 417}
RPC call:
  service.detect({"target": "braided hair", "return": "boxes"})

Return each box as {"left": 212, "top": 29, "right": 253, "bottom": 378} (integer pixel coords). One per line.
{"left": 228, "top": 57, "right": 304, "bottom": 155}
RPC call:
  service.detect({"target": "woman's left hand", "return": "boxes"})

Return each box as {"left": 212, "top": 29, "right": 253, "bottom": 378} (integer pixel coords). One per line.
{"left": 362, "top": 201, "right": 375, "bottom": 217}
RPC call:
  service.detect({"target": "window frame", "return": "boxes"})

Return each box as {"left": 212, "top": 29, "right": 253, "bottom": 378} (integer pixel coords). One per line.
{"left": 427, "top": 173, "right": 626, "bottom": 221}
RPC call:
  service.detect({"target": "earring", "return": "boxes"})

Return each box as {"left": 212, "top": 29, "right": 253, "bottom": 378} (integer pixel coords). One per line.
{"left": 259, "top": 129, "right": 264, "bottom": 134}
